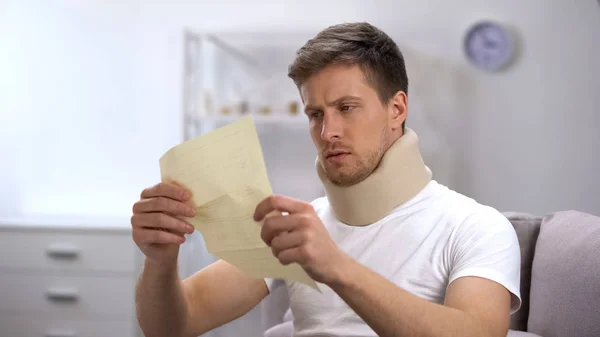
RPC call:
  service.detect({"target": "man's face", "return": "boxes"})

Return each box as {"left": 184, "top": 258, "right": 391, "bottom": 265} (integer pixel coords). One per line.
{"left": 300, "top": 64, "right": 405, "bottom": 187}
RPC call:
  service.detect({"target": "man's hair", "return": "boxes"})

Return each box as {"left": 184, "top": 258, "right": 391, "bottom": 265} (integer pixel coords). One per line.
{"left": 288, "top": 22, "right": 409, "bottom": 113}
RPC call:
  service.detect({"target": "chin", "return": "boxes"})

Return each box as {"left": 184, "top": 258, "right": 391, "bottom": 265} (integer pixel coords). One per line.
{"left": 325, "top": 168, "right": 362, "bottom": 187}
{"left": 329, "top": 175, "right": 360, "bottom": 187}
{"left": 326, "top": 161, "right": 376, "bottom": 187}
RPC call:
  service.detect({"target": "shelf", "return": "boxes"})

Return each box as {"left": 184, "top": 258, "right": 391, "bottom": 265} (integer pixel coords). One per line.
{"left": 198, "top": 114, "right": 308, "bottom": 126}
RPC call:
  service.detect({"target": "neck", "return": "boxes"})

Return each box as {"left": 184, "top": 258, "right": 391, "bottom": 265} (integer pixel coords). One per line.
{"left": 316, "top": 128, "right": 432, "bottom": 226}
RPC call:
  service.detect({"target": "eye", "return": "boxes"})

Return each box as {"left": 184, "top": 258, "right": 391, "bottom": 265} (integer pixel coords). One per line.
{"left": 309, "top": 111, "right": 323, "bottom": 119}
{"left": 340, "top": 105, "right": 354, "bottom": 112}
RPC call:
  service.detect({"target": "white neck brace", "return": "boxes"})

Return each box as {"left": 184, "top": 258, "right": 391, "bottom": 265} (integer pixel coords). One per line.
{"left": 316, "top": 128, "right": 432, "bottom": 226}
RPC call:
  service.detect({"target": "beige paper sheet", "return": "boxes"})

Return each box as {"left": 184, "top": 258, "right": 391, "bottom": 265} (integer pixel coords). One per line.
{"left": 159, "top": 116, "right": 317, "bottom": 289}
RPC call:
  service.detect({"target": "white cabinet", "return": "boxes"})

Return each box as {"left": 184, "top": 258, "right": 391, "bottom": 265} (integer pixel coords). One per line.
{"left": 0, "top": 314, "right": 135, "bottom": 337}
{"left": 0, "top": 218, "right": 140, "bottom": 337}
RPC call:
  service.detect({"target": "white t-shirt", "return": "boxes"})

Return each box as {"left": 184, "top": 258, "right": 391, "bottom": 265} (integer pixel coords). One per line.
{"left": 265, "top": 180, "right": 521, "bottom": 337}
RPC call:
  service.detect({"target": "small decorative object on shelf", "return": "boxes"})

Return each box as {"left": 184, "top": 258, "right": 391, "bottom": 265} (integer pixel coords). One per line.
{"left": 259, "top": 105, "right": 272, "bottom": 115}
{"left": 220, "top": 106, "right": 232, "bottom": 115}
{"left": 288, "top": 101, "right": 299, "bottom": 115}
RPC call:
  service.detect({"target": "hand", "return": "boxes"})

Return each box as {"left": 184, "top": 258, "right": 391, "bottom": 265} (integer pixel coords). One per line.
{"left": 131, "top": 182, "right": 197, "bottom": 267}
{"left": 254, "top": 195, "right": 349, "bottom": 284}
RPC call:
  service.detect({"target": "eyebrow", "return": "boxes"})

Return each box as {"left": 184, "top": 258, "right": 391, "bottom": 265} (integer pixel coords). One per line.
{"left": 304, "top": 95, "right": 363, "bottom": 113}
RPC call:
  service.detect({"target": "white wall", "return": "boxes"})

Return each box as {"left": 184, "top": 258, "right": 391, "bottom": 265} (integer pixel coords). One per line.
{"left": 0, "top": 1, "right": 182, "bottom": 216}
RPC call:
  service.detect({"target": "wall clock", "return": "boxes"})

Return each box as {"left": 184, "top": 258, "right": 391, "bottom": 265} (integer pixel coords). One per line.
{"left": 464, "top": 20, "right": 516, "bottom": 72}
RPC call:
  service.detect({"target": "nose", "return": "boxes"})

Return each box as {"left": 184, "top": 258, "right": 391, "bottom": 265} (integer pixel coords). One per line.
{"left": 320, "top": 112, "right": 343, "bottom": 141}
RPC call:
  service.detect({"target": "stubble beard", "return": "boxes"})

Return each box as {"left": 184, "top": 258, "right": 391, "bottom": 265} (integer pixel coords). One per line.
{"left": 322, "top": 127, "right": 389, "bottom": 187}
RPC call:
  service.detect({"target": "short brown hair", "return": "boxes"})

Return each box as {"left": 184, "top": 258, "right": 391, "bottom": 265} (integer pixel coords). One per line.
{"left": 288, "top": 22, "right": 409, "bottom": 106}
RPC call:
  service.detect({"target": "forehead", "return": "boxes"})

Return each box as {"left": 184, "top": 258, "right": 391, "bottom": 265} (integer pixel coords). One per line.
{"left": 299, "top": 64, "right": 375, "bottom": 104}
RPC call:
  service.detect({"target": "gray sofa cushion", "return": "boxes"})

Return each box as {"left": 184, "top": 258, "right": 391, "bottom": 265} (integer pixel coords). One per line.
{"left": 503, "top": 212, "right": 542, "bottom": 331}
{"left": 528, "top": 211, "right": 600, "bottom": 337}
{"left": 507, "top": 330, "right": 543, "bottom": 337}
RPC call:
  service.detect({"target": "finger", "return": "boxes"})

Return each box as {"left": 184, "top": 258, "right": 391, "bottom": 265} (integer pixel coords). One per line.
{"left": 254, "top": 195, "right": 313, "bottom": 222}
{"left": 132, "top": 197, "right": 196, "bottom": 217}
{"left": 140, "top": 182, "right": 191, "bottom": 201}
{"left": 131, "top": 212, "right": 195, "bottom": 235}
{"left": 275, "top": 246, "right": 307, "bottom": 266}
{"left": 260, "top": 213, "right": 308, "bottom": 246}
{"left": 134, "top": 227, "right": 186, "bottom": 245}
{"left": 270, "top": 231, "right": 305, "bottom": 256}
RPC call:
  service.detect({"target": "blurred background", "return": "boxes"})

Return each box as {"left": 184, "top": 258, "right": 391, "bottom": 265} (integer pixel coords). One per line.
{"left": 0, "top": 1, "right": 599, "bottom": 336}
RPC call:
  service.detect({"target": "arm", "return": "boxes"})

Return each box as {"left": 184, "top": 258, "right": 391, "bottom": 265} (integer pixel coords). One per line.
{"left": 136, "top": 259, "right": 269, "bottom": 337}
{"left": 181, "top": 260, "right": 269, "bottom": 335}
{"left": 254, "top": 195, "right": 516, "bottom": 337}
{"left": 132, "top": 182, "right": 269, "bottom": 337}
{"left": 328, "top": 257, "right": 511, "bottom": 337}
{"left": 135, "top": 257, "right": 187, "bottom": 337}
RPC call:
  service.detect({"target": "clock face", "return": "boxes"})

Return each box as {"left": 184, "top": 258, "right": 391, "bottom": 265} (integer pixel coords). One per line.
{"left": 464, "top": 21, "right": 514, "bottom": 71}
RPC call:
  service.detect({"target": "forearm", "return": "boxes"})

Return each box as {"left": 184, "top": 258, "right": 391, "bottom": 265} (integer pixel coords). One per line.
{"left": 135, "top": 259, "right": 190, "bottom": 337}
{"left": 329, "top": 259, "right": 495, "bottom": 337}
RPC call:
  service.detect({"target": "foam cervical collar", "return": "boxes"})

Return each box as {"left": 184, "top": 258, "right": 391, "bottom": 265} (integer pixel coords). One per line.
{"left": 316, "top": 128, "right": 432, "bottom": 226}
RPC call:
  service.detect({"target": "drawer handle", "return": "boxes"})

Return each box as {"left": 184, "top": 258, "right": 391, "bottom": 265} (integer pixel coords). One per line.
{"left": 46, "top": 288, "right": 79, "bottom": 302}
{"left": 46, "top": 244, "right": 80, "bottom": 259}
{"left": 45, "top": 330, "right": 77, "bottom": 337}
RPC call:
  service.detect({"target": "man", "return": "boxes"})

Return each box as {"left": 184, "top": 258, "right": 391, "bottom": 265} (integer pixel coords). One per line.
{"left": 131, "top": 22, "right": 521, "bottom": 337}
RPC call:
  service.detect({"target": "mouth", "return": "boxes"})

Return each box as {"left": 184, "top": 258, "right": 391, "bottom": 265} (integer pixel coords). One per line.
{"left": 324, "top": 151, "right": 351, "bottom": 164}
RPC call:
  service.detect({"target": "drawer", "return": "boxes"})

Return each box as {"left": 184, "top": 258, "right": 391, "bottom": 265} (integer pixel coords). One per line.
{"left": 0, "top": 314, "right": 135, "bottom": 337}
{"left": 0, "top": 273, "right": 134, "bottom": 317}
{"left": 0, "top": 231, "right": 135, "bottom": 273}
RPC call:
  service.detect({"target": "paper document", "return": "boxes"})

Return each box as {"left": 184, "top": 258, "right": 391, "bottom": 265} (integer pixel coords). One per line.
{"left": 159, "top": 116, "right": 317, "bottom": 289}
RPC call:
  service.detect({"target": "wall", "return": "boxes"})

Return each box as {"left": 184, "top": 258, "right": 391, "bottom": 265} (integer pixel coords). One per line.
{"left": 3, "top": 0, "right": 597, "bottom": 219}
{"left": 0, "top": 1, "right": 188, "bottom": 216}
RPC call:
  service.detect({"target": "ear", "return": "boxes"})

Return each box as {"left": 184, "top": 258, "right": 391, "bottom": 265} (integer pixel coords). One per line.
{"left": 388, "top": 91, "right": 407, "bottom": 131}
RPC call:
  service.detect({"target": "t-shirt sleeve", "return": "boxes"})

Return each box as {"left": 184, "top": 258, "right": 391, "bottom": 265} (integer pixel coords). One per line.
{"left": 264, "top": 277, "right": 285, "bottom": 294}
{"left": 448, "top": 208, "right": 522, "bottom": 313}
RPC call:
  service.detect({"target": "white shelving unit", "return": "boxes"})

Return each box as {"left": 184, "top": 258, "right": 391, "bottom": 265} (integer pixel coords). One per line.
{"left": 195, "top": 113, "right": 307, "bottom": 134}
{"left": 200, "top": 114, "right": 306, "bottom": 125}
{"left": 182, "top": 30, "right": 313, "bottom": 140}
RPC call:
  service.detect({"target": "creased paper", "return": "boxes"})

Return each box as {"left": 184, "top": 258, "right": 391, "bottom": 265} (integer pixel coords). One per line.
{"left": 159, "top": 116, "right": 317, "bottom": 289}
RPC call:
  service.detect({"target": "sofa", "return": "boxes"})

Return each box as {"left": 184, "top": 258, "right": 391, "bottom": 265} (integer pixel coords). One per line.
{"left": 263, "top": 210, "right": 600, "bottom": 337}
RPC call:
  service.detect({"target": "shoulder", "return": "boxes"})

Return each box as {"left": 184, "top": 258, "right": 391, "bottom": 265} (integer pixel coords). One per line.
{"left": 456, "top": 201, "right": 515, "bottom": 240}
{"left": 436, "top": 185, "right": 522, "bottom": 312}
{"left": 434, "top": 184, "right": 519, "bottom": 268}
{"left": 430, "top": 182, "right": 514, "bottom": 236}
